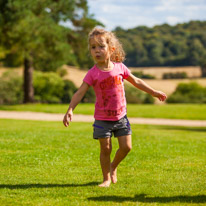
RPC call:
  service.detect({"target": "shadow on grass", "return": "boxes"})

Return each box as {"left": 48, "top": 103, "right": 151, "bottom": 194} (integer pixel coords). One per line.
{"left": 156, "top": 125, "right": 206, "bottom": 132}
{"left": 0, "top": 182, "right": 99, "bottom": 189}
{"left": 88, "top": 194, "right": 206, "bottom": 203}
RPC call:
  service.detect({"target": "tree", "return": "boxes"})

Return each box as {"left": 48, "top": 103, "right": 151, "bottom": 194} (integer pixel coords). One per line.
{"left": 187, "top": 38, "right": 206, "bottom": 65}
{"left": 145, "top": 39, "right": 164, "bottom": 66}
{"left": 200, "top": 55, "right": 206, "bottom": 77}
{"left": 114, "top": 20, "right": 206, "bottom": 67}
{"left": 0, "top": 0, "right": 100, "bottom": 102}
{"left": 67, "top": 0, "right": 103, "bottom": 69}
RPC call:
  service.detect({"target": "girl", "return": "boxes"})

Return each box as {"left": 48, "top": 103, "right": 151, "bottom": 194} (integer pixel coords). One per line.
{"left": 63, "top": 28, "right": 167, "bottom": 187}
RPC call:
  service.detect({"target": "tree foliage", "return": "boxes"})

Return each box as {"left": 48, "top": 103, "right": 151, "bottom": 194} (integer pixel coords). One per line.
{"left": 114, "top": 21, "right": 206, "bottom": 69}
{"left": 0, "top": 0, "right": 101, "bottom": 102}
{"left": 0, "top": 0, "right": 87, "bottom": 69}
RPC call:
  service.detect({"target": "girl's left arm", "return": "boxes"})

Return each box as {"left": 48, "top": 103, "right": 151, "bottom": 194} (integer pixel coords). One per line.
{"left": 126, "top": 73, "right": 167, "bottom": 101}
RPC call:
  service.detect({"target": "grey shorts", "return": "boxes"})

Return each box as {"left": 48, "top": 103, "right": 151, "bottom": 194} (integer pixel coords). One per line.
{"left": 93, "top": 115, "right": 132, "bottom": 139}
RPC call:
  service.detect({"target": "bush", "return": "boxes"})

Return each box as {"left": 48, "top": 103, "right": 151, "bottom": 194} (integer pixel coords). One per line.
{"left": 167, "top": 82, "right": 206, "bottom": 103}
{"left": 56, "top": 67, "right": 68, "bottom": 77}
{"left": 132, "top": 71, "right": 155, "bottom": 79}
{"left": 162, "top": 72, "right": 187, "bottom": 79}
{"left": 125, "top": 85, "right": 155, "bottom": 104}
{"left": 61, "top": 80, "right": 96, "bottom": 103}
{"left": 0, "top": 71, "right": 23, "bottom": 104}
{"left": 81, "top": 87, "right": 96, "bottom": 103}
{"left": 61, "top": 80, "right": 77, "bottom": 103}
{"left": 33, "top": 71, "right": 65, "bottom": 103}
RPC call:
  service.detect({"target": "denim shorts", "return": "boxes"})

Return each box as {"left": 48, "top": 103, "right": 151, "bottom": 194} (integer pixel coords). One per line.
{"left": 93, "top": 115, "right": 132, "bottom": 139}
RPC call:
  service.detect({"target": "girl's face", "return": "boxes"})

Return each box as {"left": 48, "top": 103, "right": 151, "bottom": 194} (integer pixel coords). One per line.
{"left": 89, "top": 35, "right": 111, "bottom": 64}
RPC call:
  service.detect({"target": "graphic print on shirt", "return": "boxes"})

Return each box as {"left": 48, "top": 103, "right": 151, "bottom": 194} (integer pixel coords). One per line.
{"left": 99, "top": 75, "right": 125, "bottom": 117}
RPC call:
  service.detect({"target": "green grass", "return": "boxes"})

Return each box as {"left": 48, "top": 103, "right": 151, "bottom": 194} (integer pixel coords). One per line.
{"left": 1, "top": 103, "right": 206, "bottom": 120}
{"left": 0, "top": 119, "right": 205, "bottom": 205}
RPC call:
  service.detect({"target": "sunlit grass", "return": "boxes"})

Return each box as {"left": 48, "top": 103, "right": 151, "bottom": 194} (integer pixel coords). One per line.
{"left": 0, "top": 119, "right": 205, "bottom": 205}
{"left": 1, "top": 103, "right": 206, "bottom": 120}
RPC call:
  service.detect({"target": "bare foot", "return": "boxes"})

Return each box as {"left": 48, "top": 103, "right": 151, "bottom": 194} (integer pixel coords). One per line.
{"left": 110, "top": 164, "right": 117, "bottom": 184}
{"left": 98, "top": 180, "right": 111, "bottom": 187}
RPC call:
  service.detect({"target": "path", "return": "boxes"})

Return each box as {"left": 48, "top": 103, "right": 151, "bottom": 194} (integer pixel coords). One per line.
{"left": 1, "top": 111, "right": 206, "bottom": 127}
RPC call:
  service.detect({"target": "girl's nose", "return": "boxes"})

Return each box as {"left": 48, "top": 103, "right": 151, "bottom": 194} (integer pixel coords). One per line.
{"left": 95, "top": 47, "right": 100, "bottom": 52}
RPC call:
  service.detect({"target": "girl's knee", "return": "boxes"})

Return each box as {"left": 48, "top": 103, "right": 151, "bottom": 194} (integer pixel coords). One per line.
{"left": 126, "top": 144, "right": 132, "bottom": 153}
{"left": 121, "top": 144, "right": 132, "bottom": 153}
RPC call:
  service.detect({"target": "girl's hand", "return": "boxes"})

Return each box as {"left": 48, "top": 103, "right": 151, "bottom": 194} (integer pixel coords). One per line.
{"left": 63, "top": 110, "right": 73, "bottom": 127}
{"left": 153, "top": 90, "right": 167, "bottom": 102}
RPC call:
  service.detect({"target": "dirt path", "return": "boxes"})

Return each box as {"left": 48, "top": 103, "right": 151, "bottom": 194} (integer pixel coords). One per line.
{"left": 1, "top": 111, "right": 206, "bottom": 127}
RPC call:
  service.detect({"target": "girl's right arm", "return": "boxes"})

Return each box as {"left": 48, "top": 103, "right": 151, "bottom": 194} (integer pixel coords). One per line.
{"left": 63, "top": 82, "right": 90, "bottom": 127}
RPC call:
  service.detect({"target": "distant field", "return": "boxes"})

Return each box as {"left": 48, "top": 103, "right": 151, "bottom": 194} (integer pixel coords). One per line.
{"left": 0, "top": 66, "right": 23, "bottom": 76}
{"left": 139, "top": 78, "right": 206, "bottom": 96}
{"left": 1, "top": 65, "right": 206, "bottom": 96}
{"left": 1, "top": 104, "right": 206, "bottom": 120}
{"left": 63, "top": 66, "right": 205, "bottom": 96}
{"left": 130, "top": 66, "right": 202, "bottom": 79}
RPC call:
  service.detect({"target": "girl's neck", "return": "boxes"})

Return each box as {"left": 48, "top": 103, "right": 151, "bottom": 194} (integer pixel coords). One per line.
{"left": 96, "top": 60, "right": 114, "bottom": 71}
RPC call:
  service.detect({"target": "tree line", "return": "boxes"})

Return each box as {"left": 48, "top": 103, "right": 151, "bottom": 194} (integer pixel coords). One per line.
{"left": 114, "top": 21, "right": 206, "bottom": 69}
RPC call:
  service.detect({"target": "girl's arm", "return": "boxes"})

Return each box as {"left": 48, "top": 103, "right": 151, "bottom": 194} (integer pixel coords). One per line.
{"left": 63, "top": 82, "right": 90, "bottom": 127}
{"left": 126, "top": 73, "right": 167, "bottom": 101}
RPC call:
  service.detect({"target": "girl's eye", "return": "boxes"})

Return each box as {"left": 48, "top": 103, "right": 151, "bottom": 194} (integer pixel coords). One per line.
{"left": 100, "top": 45, "right": 105, "bottom": 48}
{"left": 91, "top": 46, "right": 96, "bottom": 49}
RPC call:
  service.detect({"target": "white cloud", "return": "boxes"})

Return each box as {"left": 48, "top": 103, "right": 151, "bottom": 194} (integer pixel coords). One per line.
{"left": 154, "top": 0, "right": 183, "bottom": 11}
{"left": 87, "top": 0, "right": 206, "bottom": 30}
{"left": 166, "top": 16, "right": 181, "bottom": 25}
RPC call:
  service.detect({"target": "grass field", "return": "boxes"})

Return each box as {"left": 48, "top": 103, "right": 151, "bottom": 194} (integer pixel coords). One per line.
{"left": 1, "top": 103, "right": 206, "bottom": 120}
{"left": 0, "top": 119, "right": 205, "bottom": 205}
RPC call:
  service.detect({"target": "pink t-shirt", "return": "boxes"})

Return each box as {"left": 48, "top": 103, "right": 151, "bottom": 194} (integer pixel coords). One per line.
{"left": 83, "top": 62, "right": 131, "bottom": 121}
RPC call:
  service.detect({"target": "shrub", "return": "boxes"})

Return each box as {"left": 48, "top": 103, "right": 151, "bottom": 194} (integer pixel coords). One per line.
{"left": 125, "top": 85, "right": 155, "bottom": 104}
{"left": 61, "top": 80, "right": 77, "bottom": 103}
{"left": 162, "top": 72, "right": 187, "bottom": 79}
{"left": 56, "top": 67, "right": 68, "bottom": 77}
{"left": 0, "top": 71, "right": 23, "bottom": 104}
{"left": 61, "top": 80, "right": 96, "bottom": 103}
{"left": 132, "top": 71, "right": 155, "bottom": 79}
{"left": 167, "top": 82, "right": 206, "bottom": 103}
{"left": 33, "top": 71, "right": 64, "bottom": 103}
{"left": 81, "top": 87, "right": 96, "bottom": 103}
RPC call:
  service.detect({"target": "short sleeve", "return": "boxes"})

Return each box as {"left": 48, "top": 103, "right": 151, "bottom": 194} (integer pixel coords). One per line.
{"left": 83, "top": 69, "right": 93, "bottom": 86}
{"left": 121, "top": 63, "right": 131, "bottom": 79}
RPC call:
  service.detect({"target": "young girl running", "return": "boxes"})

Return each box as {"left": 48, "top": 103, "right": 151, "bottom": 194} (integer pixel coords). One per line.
{"left": 63, "top": 28, "right": 167, "bottom": 187}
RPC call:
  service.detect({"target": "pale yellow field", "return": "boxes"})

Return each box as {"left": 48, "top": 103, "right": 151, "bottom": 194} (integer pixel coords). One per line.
{"left": 63, "top": 66, "right": 206, "bottom": 105}
{"left": 1, "top": 65, "right": 205, "bottom": 99}
{"left": 0, "top": 66, "right": 23, "bottom": 76}
{"left": 130, "top": 66, "right": 202, "bottom": 79}
{"left": 142, "top": 78, "right": 206, "bottom": 95}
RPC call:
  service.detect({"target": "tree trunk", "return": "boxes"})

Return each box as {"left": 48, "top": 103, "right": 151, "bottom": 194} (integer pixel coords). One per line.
{"left": 201, "top": 65, "right": 206, "bottom": 77}
{"left": 23, "top": 58, "right": 34, "bottom": 103}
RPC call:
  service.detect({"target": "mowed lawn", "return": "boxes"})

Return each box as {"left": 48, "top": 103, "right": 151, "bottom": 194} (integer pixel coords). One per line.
{"left": 0, "top": 119, "right": 205, "bottom": 206}
{"left": 1, "top": 103, "right": 206, "bottom": 120}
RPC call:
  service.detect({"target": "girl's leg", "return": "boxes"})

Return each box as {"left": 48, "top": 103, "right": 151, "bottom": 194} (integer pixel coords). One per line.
{"left": 111, "top": 135, "right": 132, "bottom": 183}
{"left": 98, "top": 137, "right": 112, "bottom": 187}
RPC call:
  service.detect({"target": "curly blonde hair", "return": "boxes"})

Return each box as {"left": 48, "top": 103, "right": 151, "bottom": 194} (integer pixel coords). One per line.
{"left": 88, "top": 27, "right": 125, "bottom": 63}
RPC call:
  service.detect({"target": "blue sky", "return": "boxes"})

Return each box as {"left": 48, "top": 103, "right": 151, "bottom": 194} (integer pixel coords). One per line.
{"left": 87, "top": 0, "right": 206, "bottom": 30}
